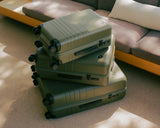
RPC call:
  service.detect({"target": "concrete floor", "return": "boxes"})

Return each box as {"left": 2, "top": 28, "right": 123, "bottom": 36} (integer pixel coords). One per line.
{"left": 0, "top": 15, "right": 160, "bottom": 128}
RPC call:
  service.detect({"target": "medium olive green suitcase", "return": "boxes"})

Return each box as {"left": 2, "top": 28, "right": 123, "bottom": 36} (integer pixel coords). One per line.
{"left": 30, "top": 35, "right": 115, "bottom": 86}
{"left": 29, "top": 34, "right": 115, "bottom": 74}
{"left": 33, "top": 9, "right": 111, "bottom": 65}
{"left": 34, "top": 62, "right": 127, "bottom": 118}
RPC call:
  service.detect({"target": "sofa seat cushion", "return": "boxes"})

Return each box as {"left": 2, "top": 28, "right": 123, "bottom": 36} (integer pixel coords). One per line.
{"left": 22, "top": 0, "right": 95, "bottom": 21}
{"left": 95, "top": 10, "right": 149, "bottom": 53}
{"left": 132, "top": 31, "right": 160, "bottom": 64}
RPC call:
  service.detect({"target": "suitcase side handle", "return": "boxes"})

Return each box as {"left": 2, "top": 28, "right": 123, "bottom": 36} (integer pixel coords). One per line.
{"left": 74, "top": 40, "right": 110, "bottom": 56}
{"left": 74, "top": 45, "right": 98, "bottom": 56}
{"left": 79, "top": 99, "right": 103, "bottom": 109}
{"left": 57, "top": 74, "right": 82, "bottom": 80}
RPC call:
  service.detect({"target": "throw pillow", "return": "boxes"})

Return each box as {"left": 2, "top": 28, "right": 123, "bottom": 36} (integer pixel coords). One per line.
{"left": 135, "top": 0, "right": 159, "bottom": 6}
{"left": 97, "top": 0, "right": 159, "bottom": 11}
{"left": 109, "top": 0, "right": 160, "bottom": 31}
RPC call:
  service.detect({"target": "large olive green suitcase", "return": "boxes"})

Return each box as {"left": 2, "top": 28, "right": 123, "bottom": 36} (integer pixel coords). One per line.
{"left": 33, "top": 9, "right": 111, "bottom": 65}
{"left": 29, "top": 34, "right": 115, "bottom": 74}
{"left": 35, "top": 62, "right": 127, "bottom": 118}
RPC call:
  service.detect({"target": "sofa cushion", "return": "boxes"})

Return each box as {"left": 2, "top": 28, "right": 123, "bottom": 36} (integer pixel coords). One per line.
{"left": 97, "top": 0, "right": 159, "bottom": 11}
{"left": 72, "top": 0, "right": 98, "bottom": 9}
{"left": 22, "top": 0, "right": 95, "bottom": 21}
{"left": 96, "top": 10, "right": 149, "bottom": 53}
{"left": 109, "top": 0, "right": 160, "bottom": 31}
{"left": 132, "top": 31, "right": 160, "bottom": 64}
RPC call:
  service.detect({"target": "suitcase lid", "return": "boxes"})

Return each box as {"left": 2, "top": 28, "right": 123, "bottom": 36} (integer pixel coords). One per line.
{"left": 41, "top": 9, "right": 111, "bottom": 42}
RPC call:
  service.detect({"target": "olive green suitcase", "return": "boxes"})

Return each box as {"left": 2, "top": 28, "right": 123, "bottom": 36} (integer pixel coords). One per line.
{"left": 30, "top": 35, "right": 115, "bottom": 86}
{"left": 28, "top": 35, "right": 115, "bottom": 75}
{"left": 29, "top": 34, "right": 115, "bottom": 74}
{"left": 34, "top": 62, "right": 127, "bottom": 118}
{"left": 33, "top": 9, "right": 111, "bottom": 65}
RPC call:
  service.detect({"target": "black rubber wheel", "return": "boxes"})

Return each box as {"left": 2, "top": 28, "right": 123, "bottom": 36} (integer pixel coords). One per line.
{"left": 28, "top": 54, "right": 36, "bottom": 62}
{"left": 43, "top": 98, "right": 50, "bottom": 106}
{"left": 31, "top": 65, "right": 36, "bottom": 72}
{"left": 32, "top": 25, "right": 42, "bottom": 35}
{"left": 45, "top": 112, "right": 53, "bottom": 119}
{"left": 33, "top": 79, "right": 38, "bottom": 86}
{"left": 32, "top": 72, "right": 39, "bottom": 79}
{"left": 34, "top": 40, "right": 43, "bottom": 48}
{"left": 33, "top": 27, "right": 40, "bottom": 35}
{"left": 43, "top": 94, "right": 54, "bottom": 106}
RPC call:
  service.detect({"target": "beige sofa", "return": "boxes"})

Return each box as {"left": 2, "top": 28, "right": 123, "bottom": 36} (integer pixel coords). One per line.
{"left": 0, "top": 0, "right": 160, "bottom": 76}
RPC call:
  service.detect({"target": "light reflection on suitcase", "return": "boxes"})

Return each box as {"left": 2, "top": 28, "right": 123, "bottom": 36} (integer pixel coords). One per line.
{"left": 35, "top": 62, "right": 127, "bottom": 119}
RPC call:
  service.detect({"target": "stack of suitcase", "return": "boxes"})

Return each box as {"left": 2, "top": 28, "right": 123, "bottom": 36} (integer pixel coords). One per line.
{"left": 28, "top": 9, "right": 127, "bottom": 119}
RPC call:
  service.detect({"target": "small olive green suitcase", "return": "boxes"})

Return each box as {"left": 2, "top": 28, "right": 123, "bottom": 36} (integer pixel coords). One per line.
{"left": 32, "top": 9, "right": 111, "bottom": 66}
{"left": 34, "top": 62, "right": 127, "bottom": 118}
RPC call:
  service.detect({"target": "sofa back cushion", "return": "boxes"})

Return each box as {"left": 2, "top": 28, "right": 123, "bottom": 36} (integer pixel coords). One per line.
{"left": 98, "top": 0, "right": 159, "bottom": 11}
{"left": 72, "top": 0, "right": 98, "bottom": 8}
{"left": 109, "top": 0, "right": 160, "bottom": 31}
{"left": 98, "top": 0, "right": 116, "bottom": 11}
